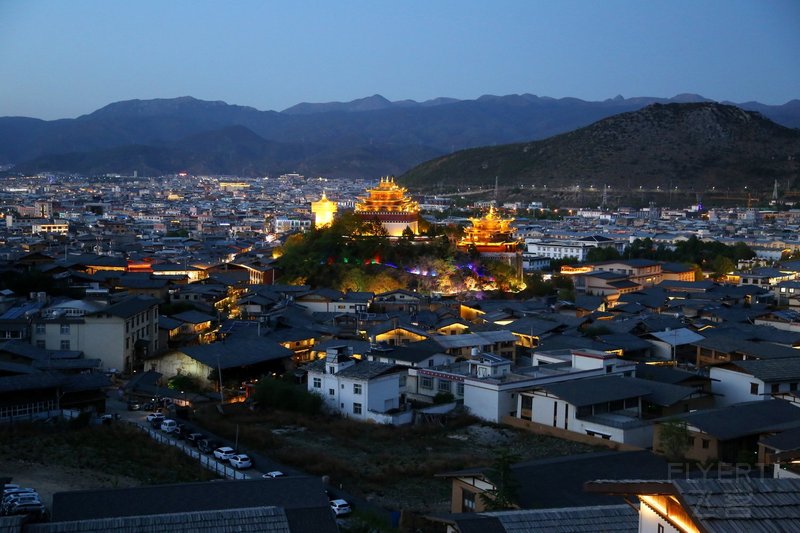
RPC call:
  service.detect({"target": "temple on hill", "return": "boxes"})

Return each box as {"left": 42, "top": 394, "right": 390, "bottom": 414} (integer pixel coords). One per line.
{"left": 458, "top": 207, "right": 522, "bottom": 275}
{"left": 354, "top": 176, "right": 419, "bottom": 236}
{"left": 311, "top": 191, "right": 337, "bottom": 229}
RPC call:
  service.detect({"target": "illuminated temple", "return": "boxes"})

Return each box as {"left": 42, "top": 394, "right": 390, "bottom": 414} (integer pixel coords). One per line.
{"left": 458, "top": 207, "right": 522, "bottom": 273}
{"left": 354, "top": 176, "right": 419, "bottom": 236}
{"left": 311, "top": 191, "right": 337, "bottom": 229}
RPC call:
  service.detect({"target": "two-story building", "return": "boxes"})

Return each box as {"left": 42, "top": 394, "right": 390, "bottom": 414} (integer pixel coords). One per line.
{"left": 306, "top": 345, "right": 410, "bottom": 425}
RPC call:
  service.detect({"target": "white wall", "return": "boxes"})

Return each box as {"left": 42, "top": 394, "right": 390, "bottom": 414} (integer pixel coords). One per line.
{"left": 639, "top": 501, "right": 681, "bottom": 533}
{"left": 710, "top": 367, "right": 765, "bottom": 407}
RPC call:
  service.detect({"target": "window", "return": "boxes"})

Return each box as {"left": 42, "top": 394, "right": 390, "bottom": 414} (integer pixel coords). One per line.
{"left": 35, "top": 324, "right": 45, "bottom": 334}
{"left": 772, "top": 383, "right": 780, "bottom": 394}
{"left": 420, "top": 376, "right": 433, "bottom": 390}
{"left": 353, "top": 383, "right": 362, "bottom": 395}
{"left": 462, "top": 490, "right": 476, "bottom": 512}
{"left": 399, "top": 375, "right": 407, "bottom": 387}
{"left": 353, "top": 402, "right": 362, "bottom": 415}
{"left": 687, "top": 436, "right": 696, "bottom": 446}
{"left": 438, "top": 380, "right": 451, "bottom": 393}
{"left": 702, "top": 439, "right": 710, "bottom": 449}
{"left": 60, "top": 324, "right": 70, "bottom": 335}
{"left": 36, "top": 340, "right": 45, "bottom": 349}
{"left": 750, "top": 383, "right": 759, "bottom": 395}
{"left": 658, "top": 524, "right": 665, "bottom": 533}
{"left": 329, "top": 366, "right": 335, "bottom": 374}
{"left": 60, "top": 340, "right": 70, "bottom": 350}
{"left": 457, "top": 382, "right": 464, "bottom": 396}
{"left": 428, "top": 359, "right": 434, "bottom": 367}
{"left": 329, "top": 388, "right": 335, "bottom": 396}
{"left": 312, "top": 377, "right": 321, "bottom": 389}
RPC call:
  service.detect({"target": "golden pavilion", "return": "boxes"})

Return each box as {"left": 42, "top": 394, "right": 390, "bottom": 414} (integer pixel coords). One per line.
{"left": 458, "top": 206, "right": 518, "bottom": 253}
{"left": 354, "top": 176, "right": 419, "bottom": 236}
{"left": 311, "top": 191, "right": 337, "bottom": 229}
{"left": 458, "top": 206, "right": 522, "bottom": 277}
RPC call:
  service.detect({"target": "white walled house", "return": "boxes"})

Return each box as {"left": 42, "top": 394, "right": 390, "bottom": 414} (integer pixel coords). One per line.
{"left": 710, "top": 358, "right": 800, "bottom": 407}
{"left": 521, "top": 376, "right": 656, "bottom": 447}
{"left": 307, "top": 345, "right": 411, "bottom": 425}
{"left": 31, "top": 296, "right": 159, "bottom": 373}
{"left": 406, "top": 349, "right": 637, "bottom": 423}
{"left": 517, "top": 371, "right": 707, "bottom": 448}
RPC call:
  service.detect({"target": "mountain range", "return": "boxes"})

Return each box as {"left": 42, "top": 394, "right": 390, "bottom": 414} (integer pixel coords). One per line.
{"left": 2, "top": 94, "right": 799, "bottom": 181}
{"left": 401, "top": 102, "right": 800, "bottom": 192}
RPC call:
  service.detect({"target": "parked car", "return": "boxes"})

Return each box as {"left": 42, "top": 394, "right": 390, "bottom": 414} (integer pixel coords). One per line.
{"left": 4, "top": 500, "right": 45, "bottom": 518}
{"left": 126, "top": 399, "right": 141, "bottom": 411}
{"left": 173, "top": 424, "right": 190, "bottom": 439}
{"left": 229, "top": 454, "right": 252, "bottom": 469}
{"left": 145, "top": 412, "right": 165, "bottom": 422}
{"left": 212, "top": 446, "right": 236, "bottom": 460}
{"left": 3, "top": 492, "right": 40, "bottom": 504}
{"left": 160, "top": 419, "right": 178, "bottom": 433}
{"left": 262, "top": 471, "right": 285, "bottom": 479}
{"left": 197, "top": 439, "right": 221, "bottom": 454}
{"left": 186, "top": 433, "right": 206, "bottom": 447}
{"left": 2, "top": 488, "right": 35, "bottom": 499}
{"left": 330, "top": 499, "right": 351, "bottom": 516}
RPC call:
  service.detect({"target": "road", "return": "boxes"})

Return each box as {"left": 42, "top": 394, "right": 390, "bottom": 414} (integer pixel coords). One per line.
{"left": 104, "top": 396, "right": 394, "bottom": 524}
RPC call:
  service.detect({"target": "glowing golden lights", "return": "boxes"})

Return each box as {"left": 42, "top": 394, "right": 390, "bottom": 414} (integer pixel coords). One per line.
{"left": 311, "top": 191, "right": 337, "bottom": 229}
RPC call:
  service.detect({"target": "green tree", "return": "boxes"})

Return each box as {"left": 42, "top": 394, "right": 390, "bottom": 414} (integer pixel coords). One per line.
{"left": 658, "top": 420, "right": 690, "bottom": 462}
{"left": 480, "top": 449, "right": 520, "bottom": 511}
{"left": 711, "top": 255, "right": 735, "bottom": 279}
{"left": 586, "top": 246, "right": 621, "bottom": 262}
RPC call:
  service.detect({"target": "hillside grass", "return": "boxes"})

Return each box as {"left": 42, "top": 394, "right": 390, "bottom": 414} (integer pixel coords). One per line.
{"left": 194, "top": 403, "right": 599, "bottom": 513}
{"left": 0, "top": 420, "right": 217, "bottom": 485}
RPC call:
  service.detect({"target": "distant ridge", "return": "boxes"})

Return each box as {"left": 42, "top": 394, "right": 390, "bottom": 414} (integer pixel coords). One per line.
{"left": 2, "top": 93, "right": 798, "bottom": 177}
{"left": 400, "top": 102, "right": 800, "bottom": 192}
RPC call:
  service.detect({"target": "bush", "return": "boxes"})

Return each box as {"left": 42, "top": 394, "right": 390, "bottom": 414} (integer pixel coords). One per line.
{"left": 253, "top": 377, "right": 323, "bottom": 415}
{"left": 433, "top": 391, "right": 454, "bottom": 405}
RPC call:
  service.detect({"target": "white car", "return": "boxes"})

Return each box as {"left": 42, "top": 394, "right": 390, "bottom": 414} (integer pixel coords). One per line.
{"left": 146, "top": 412, "right": 165, "bottom": 422}
{"left": 330, "top": 499, "right": 351, "bottom": 516}
{"left": 213, "top": 446, "right": 236, "bottom": 460}
{"left": 262, "top": 471, "right": 285, "bottom": 478}
{"left": 229, "top": 454, "right": 252, "bottom": 469}
{"left": 160, "top": 419, "right": 178, "bottom": 432}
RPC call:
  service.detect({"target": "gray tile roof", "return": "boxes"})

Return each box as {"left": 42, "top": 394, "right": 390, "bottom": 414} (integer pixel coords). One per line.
{"left": 92, "top": 296, "right": 159, "bottom": 319}
{"left": 485, "top": 504, "right": 637, "bottom": 532}
{"left": 48, "top": 478, "right": 336, "bottom": 533}
{"left": 674, "top": 478, "right": 800, "bottom": 533}
{"left": 0, "top": 372, "right": 110, "bottom": 394}
{"left": 335, "top": 360, "right": 404, "bottom": 380}
{"left": 693, "top": 337, "right": 800, "bottom": 360}
{"left": 178, "top": 332, "right": 293, "bottom": 370}
{"left": 667, "top": 399, "right": 800, "bottom": 440}
{"left": 729, "top": 357, "right": 800, "bottom": 383}
{"left": 27, "top": 506, "right": 292, "bottom": 533}
{"left": 537, "top": 376, "right": 653, "bottom": 407}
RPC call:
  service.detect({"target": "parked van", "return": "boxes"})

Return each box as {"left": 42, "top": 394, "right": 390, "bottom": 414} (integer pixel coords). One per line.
{"left": 160, "top": 419, "right": 177, "bottom": 433}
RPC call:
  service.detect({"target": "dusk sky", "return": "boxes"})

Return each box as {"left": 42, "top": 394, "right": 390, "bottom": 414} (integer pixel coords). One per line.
{"left": 1, "top": 0, "right": 798, "bottom": 120}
